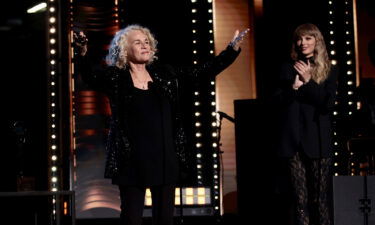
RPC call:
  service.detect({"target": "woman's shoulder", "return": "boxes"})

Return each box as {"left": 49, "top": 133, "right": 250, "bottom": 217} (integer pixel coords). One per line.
{"left": 106, "top": 65, "right": 122, "bottom": 72}
{"left": 148, "top": 62, "right": 178, "bottom": 79}
{"left": 105, "top": 65, "right": 128, "bottom": 77}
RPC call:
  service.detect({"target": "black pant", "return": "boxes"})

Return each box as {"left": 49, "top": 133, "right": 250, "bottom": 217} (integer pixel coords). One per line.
{"left": 288, "top": 152, "right": 332, "bottom": 225}
{"left": 119, "top": 185, "right": 175, "bottom": 225}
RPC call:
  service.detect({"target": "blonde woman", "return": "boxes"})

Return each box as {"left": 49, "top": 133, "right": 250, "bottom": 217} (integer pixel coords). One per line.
{"left": 75, "top": 24, "right": 248, "bottom": 225}
{"left": 272, "top": 23, "right": 338, "bottom": 225}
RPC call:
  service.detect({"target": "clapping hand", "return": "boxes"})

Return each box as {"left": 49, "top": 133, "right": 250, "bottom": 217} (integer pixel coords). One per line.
{"left": 292, "top": 75, "right": 304, "bottom": 90}
{"left": 294, "top": 60, "right": 312, "bottom": 83}
{"left": 230, "top": 28, "right": 250, "bottom": 51}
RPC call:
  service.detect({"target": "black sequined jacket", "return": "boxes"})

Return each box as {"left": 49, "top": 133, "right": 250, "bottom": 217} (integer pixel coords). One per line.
{"left": 77, "top": 45, "right": 240, "bottom": 180}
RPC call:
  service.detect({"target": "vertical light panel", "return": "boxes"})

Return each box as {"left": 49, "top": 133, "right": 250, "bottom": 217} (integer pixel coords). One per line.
{"left": 327, "top": 0, "right": 340, "bottom": 176}
{"left": 329, "top": 0, "right": 359, "bottom": 176}
{"left": 190, "top": 0, "right": 204, "bottom": 187}
{"left": 47, "top": 0, "right": 60, "bottom": 222}
{"left": 206, "top": 0, "right": 221, "bottom": 216}
{"left": 190, "top": 0, "right": 221, "bottom": 216}
{"left": 343, "top": 0, "right": 359, "bottom": 175}
{"left": 48, "top": 0, "right": 59, "bottom": 192}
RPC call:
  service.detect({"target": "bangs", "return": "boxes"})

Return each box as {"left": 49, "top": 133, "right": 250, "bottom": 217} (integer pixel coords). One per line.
{"left": 293, "top": 24, "right": 320, "bottom": 40}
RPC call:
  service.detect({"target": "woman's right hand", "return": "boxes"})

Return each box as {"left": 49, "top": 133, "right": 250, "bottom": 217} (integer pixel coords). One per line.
{"left": 292, "top": 75, "right": 304, "bottom": 90}
{"left": 73, "top": 31, "right": 88, "bottom": 56}
{"left": 230, "top": 28, "right": 250, "bottom": 51}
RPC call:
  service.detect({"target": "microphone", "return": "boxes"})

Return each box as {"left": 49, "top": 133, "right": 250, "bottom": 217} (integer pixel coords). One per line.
{"left": 217, "top": 111, "right": 235, "bottom": 123}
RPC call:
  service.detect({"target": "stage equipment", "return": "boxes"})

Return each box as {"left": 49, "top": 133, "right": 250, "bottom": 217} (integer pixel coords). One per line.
{"left": 333, "top": 176, "right": 375, "bottom": 225}
{"left": 234, "top": 99, "right": 282, "bottom": 223}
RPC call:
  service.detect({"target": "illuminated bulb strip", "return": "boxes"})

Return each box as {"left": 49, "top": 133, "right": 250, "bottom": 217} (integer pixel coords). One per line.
{"left": 194, "top": 87, "right": 201, "bottom": 185}
{"left": 190, "top": 0, "right": 204, "bottom": 185}
{"left": 114, "top": 1, "right": 119, "bottom": 24}
{"left": 344, "top": 0, "right": 357, "bottom": 174}
{"left": 328, "top": 0, "right": 341, "bottom": 176}
{"left": 47, "top": 0, "right": 58, "bottom": 192}
{"left": 342, "top": 0, "right": 356, "bottom": 122}
{"left": 330, "top": 0, "right": 359, "bottom": 176}
{"left": 47, "top": 0, "right": 59, "bottom": 223}
{"left": 206, "top": 1, "right": 221, "bottom": 215}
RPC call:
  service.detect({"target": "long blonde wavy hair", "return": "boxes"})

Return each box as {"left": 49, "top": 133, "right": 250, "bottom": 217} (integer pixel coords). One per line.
{"left": 105, "top": 24, "right": 158, "bottom": 69}
{"left": 291, "top": 23, "right": 331, "bottom": 84}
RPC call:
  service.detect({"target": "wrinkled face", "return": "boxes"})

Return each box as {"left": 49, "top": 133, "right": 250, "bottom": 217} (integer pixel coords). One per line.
{"left": 126, "top": 30, "right": 152, "bottom": 64}
{"left": 296, "top": 34, "right": 316, "bottom": 58}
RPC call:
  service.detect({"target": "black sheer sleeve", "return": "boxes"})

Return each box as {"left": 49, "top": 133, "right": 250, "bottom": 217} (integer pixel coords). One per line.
{"left": 271, "top": 62, "right": 299, "bottom": 106}
{"left": 75, "top": 54, "right": 115, "bottom": 93}
{"left": 171, "top": 45, "right": 241, "bottom": 79}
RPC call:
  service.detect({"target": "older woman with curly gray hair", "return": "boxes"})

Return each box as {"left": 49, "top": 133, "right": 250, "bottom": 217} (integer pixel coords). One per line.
{"left": 106, "top": 25, "right": 158, "bottom": 70}
{"left": 75, "top": 24, "right": 248, "bottom": 225}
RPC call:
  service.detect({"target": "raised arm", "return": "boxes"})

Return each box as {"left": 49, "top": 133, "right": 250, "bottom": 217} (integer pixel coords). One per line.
{"left": 73, "top": 30, "right": 112, "bottom": 92}
{"left": 173, "top": 28, "right": 249, "bottom": 79}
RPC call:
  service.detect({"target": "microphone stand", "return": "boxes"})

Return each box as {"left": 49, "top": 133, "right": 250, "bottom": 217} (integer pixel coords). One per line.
{"left": 217, "top": 111, "right": 235, "bottom": 153}
{"left": 217, "top": 111, "right": 235, "bottom": 154}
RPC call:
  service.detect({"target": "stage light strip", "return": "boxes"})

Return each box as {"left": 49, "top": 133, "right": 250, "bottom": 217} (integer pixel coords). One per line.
{"left": 191, "top": 0, "right": 204, "bottom": 186}
{"left": 206, "top": 0, "right": 221, "bottom": 215}
{"left": 343, "top": 0, "right": 358, "bottom": 176}
{"left": 114, "top": 0, "right": 119, "bottom": 24}
{"left": 48, "top": 0, "right": 59, "bottom": 193}
{"left": 48, "top": 2, "right": 58, "bottom": 191}
{"left": 327, "top": 0, "right": 340, "bottom": 176}
{"left": 340, "top": 0, "right": 357, "bottom": 176}
{"left": 47, "top": 0, "right": 59, "bottom": 222}
{"left": 329, "top": 0, "right": 358, "bottom": 176}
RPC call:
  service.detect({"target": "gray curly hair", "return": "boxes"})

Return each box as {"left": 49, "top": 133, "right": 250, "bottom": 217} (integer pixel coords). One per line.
{"left": 105, "top": 24, "right": 158, "bottom": 69}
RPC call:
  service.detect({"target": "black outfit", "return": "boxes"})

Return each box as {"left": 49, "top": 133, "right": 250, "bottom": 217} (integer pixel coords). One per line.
{"left": 272, "top": 58, "right": 338, "bottom": 159}
{"left": 272, "top": 58, "right": 338, "bottom": 225}
{"left": 77, "top": 45, "right": 240, "bottom": 225}
{"left": 122, "top": 86, "right": 178, "bottom": 186}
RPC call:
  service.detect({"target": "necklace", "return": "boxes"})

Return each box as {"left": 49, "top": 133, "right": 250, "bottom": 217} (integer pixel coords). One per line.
{"left": 130, "top": 69, "right": 152, "bottom": 89}
{"left": 132, "top": 75, "right": 150, "bottom": 90}
{"left": 137, "top": 80, "right": 148, "bottom": 89}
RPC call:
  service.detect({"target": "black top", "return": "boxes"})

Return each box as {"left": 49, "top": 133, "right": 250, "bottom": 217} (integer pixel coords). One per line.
{"left": 116, "top": 83, "right": 178, "bottom": 186}
{"left": 272, "top": 60, "right": 339, "bottom": 158}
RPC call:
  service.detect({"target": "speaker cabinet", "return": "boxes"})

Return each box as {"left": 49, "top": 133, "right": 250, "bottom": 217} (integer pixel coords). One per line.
{"left": 234, "top": 99, "right": 289, "bottom": 224}
{"left": 333, "top": 176, "right": 375, "bottom": 225}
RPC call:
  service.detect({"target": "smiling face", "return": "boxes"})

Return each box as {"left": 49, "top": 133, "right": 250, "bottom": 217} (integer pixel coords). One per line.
{"left": 296, "top": 34, "right": 316, "bottom": 58}
{"left": 126, "top": 30, "right": 152, "bottom": 64}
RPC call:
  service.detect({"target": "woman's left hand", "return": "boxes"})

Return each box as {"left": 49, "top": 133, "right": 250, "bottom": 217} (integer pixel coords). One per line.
{"left": 230, "top": 28, "right": 250, "bottom": 51}
{"left": 294, "top": 60, "right": 312, "bottom": 83}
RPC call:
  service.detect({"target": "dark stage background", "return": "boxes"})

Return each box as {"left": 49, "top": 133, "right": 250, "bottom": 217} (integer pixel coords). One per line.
{"left": 0, "top": 0, "right": 374, "bottom": 224}
{"left": 0, "top": 0, "right": 48, "bottom": 192}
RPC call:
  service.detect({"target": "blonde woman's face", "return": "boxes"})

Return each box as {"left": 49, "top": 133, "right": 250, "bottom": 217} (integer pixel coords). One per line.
{"left": 296, "top": 34, "right": 316, "bottom": 58}
{"left": 126, "top": 30, "right": 152, "bottom": 64}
